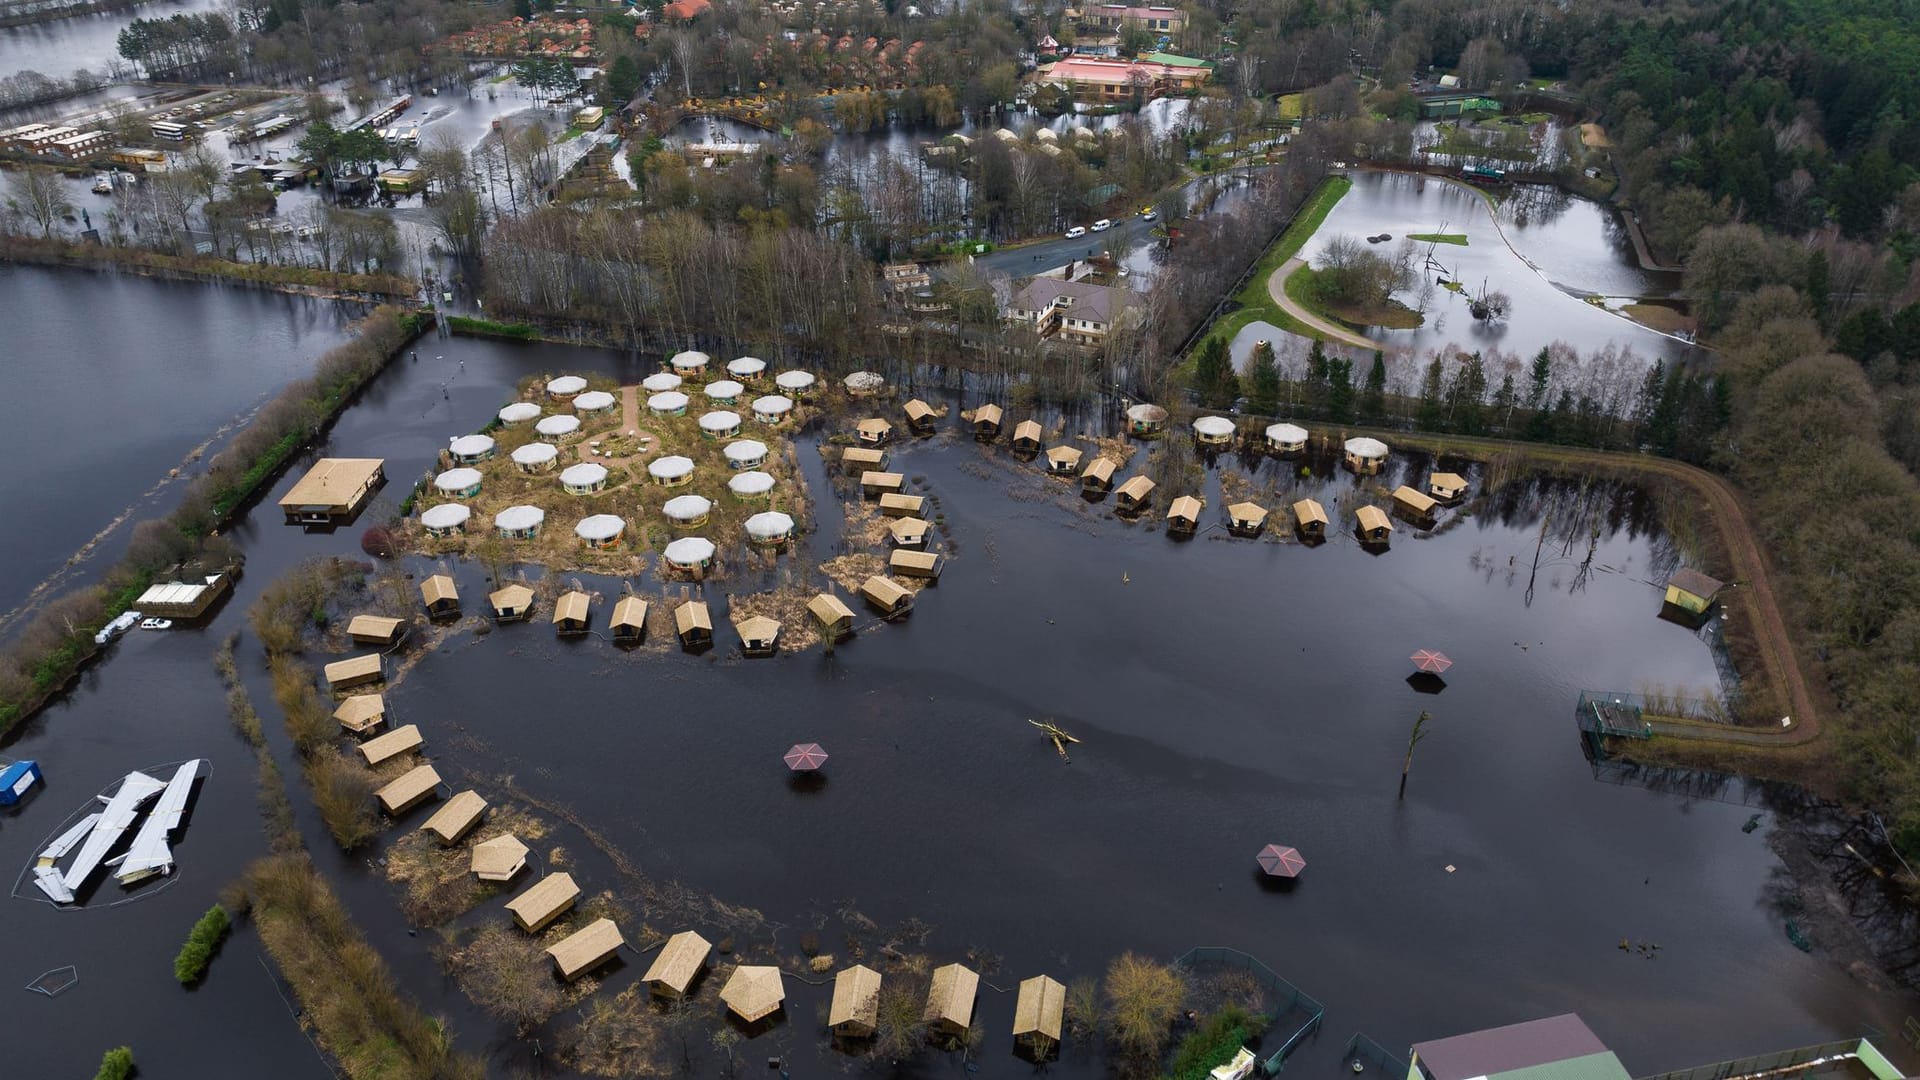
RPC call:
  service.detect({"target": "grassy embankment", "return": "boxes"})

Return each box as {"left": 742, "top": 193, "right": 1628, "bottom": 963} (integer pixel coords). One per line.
{"left": 1283, "top": 264, "right": 1424, "bottom": 330}
{"left": 0, "top": 235, "right": 417, "bottom": 298}
{"left": 445, "top": 315, "right": 537, "bottom": 340}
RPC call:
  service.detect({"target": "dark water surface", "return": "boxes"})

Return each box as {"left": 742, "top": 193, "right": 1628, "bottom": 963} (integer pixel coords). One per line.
{"left": 2, "top": 330, "right": 1911, "bottom": 1078}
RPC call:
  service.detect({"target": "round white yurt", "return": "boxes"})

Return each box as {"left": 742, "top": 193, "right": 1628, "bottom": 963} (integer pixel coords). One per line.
{"left": 669, "top": 350, "right": 710, "bottom": 375}
{"left": 728, "top": 470, "right": 774, "bottom": 499}
{"left": 662, "top": 494, "right": 713, "bottom": 527}
{"left": 546, "top": 375, "right": 587, "bottom": 399}
{"left": 648, "top": 391, "right": 689, "bottom": 417}
{"left": 511, "top": 442, "right": 559, "bottom": 472}
{"left": 663, "top": 536, "right": 715, "bottom": 572}
{"left": 699, "top": 410, "right": 742, "bottom": 439}
{"left": 774, "top": 370, "right": 815, "bottom": 395}
{"left": 1126, "top": 402, "right": 1169, "bottom": 436}
{"left": 575, "top": 513, "right": 625, "bottom": 549}
{"left": 560, "top": 462, "right": 609, "bottom": 494}
{"left": 494, "top": 504, "right": 545, "bottom": 539}
{"left": 1343, "top": 436, "right": 1390, "bottom": 474}
{"left": 724, "top": 439, "right": 768, "bottom": 470}
{"left": 744, "top": 511, "right": 795, "bottom": 545}
{"left": 420, "top": 503, "right": 471, "bottom": 537}
{"left": 434, "top": 467, "right": 483, "bottom": 498}
{"left": 704, "top": 380, "right": 745, "bottom": 405}
{"left": 498, "top": 401, "right": 542, "bottom": 425}
{"left": 1266, "top": 422, "right": 1309, "bottom": 453}
{"left": 751, "top": 395, "right": 793, "bottom": 425}
{"left": 573, "top": 390, "right": 616, "bottom": 414}
{"left": 727, "top": 356, "right": 766, "bottom": 381}
{"left": 649, "top": 455, "right": 695, "bottom": 487}
{"left": 448, "top": 433, "right": 496, "bottom": 464}
{"left": 1192, "top": 415, "right": 1237, "bottom": 446}
{"left": 642, "top": 372, "right": 682, "bottom": 394}
{"left": 536, "top": 414, "right": 582, "bottom": 439}
{"left": 844, "top": 370, "right": 885, "bottom": 396}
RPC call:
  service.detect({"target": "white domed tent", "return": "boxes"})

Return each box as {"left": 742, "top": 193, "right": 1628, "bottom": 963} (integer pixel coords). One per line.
{"left": 724, "top": 439, "right": 769, "bottom": 470}
{"left": 573, "top": 390, "right": 616, "bottom": 414}
{"left": 494, "top": 505, "right": 545, "bottom": 539}
{"left": 662, "top": 536, "right": 716, "bottom": 573}
{"left": 537, "top": 414, "right": 582, "bottom": 439}
{"left": 498, "top": 402, "right": 542, "bottom": 425}
{"left": 648, "top": 391, "right": 689, "bottom": 417}
{"left": 727, "top": 356, "right": 766, "bottom": 380}
{"left": 448, "top": 434, "right": 496, "bottom": 463}
{"left": 699, "top": 411, "right": 742, "bottom": 439}
{"left": 649, "top": 455, "right": 695, "bottom": 487}
{"left": 774, "top": 370, "right": 815, "bottom": 395}
{"left": 744, "top": 511, "right": 795, "bottom": 544}
{"left": 575, "top": 514, "right": 625, "bottom": 548}
{"left": 420, "top": 503, "right": 471, "bottom": 537}
{"left": 669, "top": 350, "right": 710, "bottom": 374}
{"left": 844, "top": 371, "right": 885, "bottom": 396}
{"left": 546, "top": 375, "right": 587, "bottom": 399}
{"left": 560, "top": 462, "right": 609, "bottom": 494}
{"left": 1192, "top": 415, "right": 1236, "bottom": 447}
{"left": 1343, "top": 436, "right": 1390, "bottom": 474}
{"left": 1266, "top": 423, "right": 1309, "bottom": 453}
{"left": 663, "top": 494, "right": 713, "bottom": 527}
{"left": 434, "top": 467, "right": 484, "bottom": 498}
{"left": 752, "top": 395, "right": 793, "bottom": 425}
{"left": 642, "top": 372, "right": 682, "bottom": 393}
{"left": 1126, "top": 403, "right": 1169, "bottom": 436}
{"left": 728, "top": 471, "right": 775, "bottom": 499}
{"left": 704, "top": 380, "right": 745, "bottom": 404}
{"left": 511, "top": 442, "right": 559, "bottom": 472}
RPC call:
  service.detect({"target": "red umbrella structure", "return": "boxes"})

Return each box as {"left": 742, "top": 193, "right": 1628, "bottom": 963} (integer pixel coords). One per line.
{"left": 1410, "top": 649, "right": 1454, "bottom": 674}
{"left": 1255, "top": 844, "right": 1306, "bottom": 878}
{"left": 783, "top": 743, "right": 829, "bottom": 772}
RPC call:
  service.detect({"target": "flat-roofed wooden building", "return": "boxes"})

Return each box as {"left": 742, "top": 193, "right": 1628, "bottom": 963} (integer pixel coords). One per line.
{"left": 1115, "top": 475, "right": 1155, "bottom": 513}
{"left": 1392, "top": 485, "right": 1438, "bottom": 523}
{"left": 547, "top": 917, "right": 624, "bottom": 982}
{"left": 904, "top": 398, "right": 938, "bottom": 432}
{"left": 333, "top": 693, "right": 386, "bottom": 734}
{"left": 973, "top": 404, "right": 1004, "bottom": 440}
{"left": 1428, "top": 471, "right": 1468, "bottom": 503}
{"left": 359, "top": 723, "right": 423, "bottom": 767}
{"left": 1081, "top": 457, "right": 1116, "bottom": 492}
{"left": 889, "top": 516, "right": 931, "bottom": 547}
{"left": 736, "top": 615, "right": 780, "bottom": 656}
{"left": 1166, "top": 494, "right": 1203, "bottom": 535}
{"left": 841, "top": 446, "right": 887, "bottom": 472}
{"left": 1356, "top": 504, "right": 1394, "bottom": 544}
{"left": 506, "top": 872, "right": 579, "bottom": 932}
{"left": 721, "top": 965, "right": 786, "bottom": 1023}
{"left": 377, "top": 763, "right": 441, "bottom": 816}
{"left": 879, "top": 492, "right": 923, "bottom": 517}
{"left": 1013, "top": 974, "right": 1066, "bottom": 1058}
{"left": 610, "top": 596, "right": 649, "bottom": 644}
{"left": 348, "top": 614, "right": 404, "bottom": 646}
{"left": 1664, "top": 568, "right": 1725, "bottom": 617}
{"left": 490, "top": 584, "right": 535, "bottom": 621}
{"left": 1045, "top": 446, "right": 1083, "bottom": 475}
{"left": 279, "top": 458, "right": 384, "bottom": 524}
{"left": 421, "top": 789, "right": 487, "bottom": 845}
{"left": 809, "top": 593, "right": 855, "bottom": 640}
{"left": 861, "top": 470, "right": 905, "bottom": 495}
{"left": 1228, "top": 502, "right": 1268, "bottom": 536}
{"left": 923, "top": 963, "right": 980, "bottom": 1039}
{"left": 890, "top": 549, "right": 944, "bottom": 579}
{"left": 857, "top": 418, "right": 894, "bottom": 446}
{"left": 674, "top": 601, "right": 712, "bottom": 648}
{"left": 324, "top": 653, "right": 383, "bottom": 691}
{"left": 1012, "top": 419, "right": 1044, "bottom": 453}
{"left": 830, "top": 964, "right": 883, "bottom": 1038}
{"left": 471, "top": 834, "right": 530, "bottom": 882}
{"left": 1293, "top": 498, "right": 1328, "bottom": 539}
{"left": 642, "top": 930, "right": 712, "bottom": 999}
{"left": 552, "top": 590, "right": 591, "bottom": 635}
{"left": 421, "top": 574, "right": 460, "bottom": 619}
{"left": 861, "top": 576, "right": 912, "bottom": 619}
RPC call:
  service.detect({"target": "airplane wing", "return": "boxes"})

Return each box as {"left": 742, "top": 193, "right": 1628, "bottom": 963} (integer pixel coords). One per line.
{"left": 61, "top": 771, "right": 165, "bottom": 892}
{"left": 114, "top": 761, "right": 202, "bottom": 883}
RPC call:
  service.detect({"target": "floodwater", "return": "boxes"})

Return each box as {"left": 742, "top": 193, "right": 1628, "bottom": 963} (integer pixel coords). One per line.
{"left": 0, "top": 267, "right": 355, "bottom": 622}
{"left": 0, "top": 0, "right": 225, "bottom": 76}
{"left": 1, "top": 299, "right": 1912, "bottom": 1077}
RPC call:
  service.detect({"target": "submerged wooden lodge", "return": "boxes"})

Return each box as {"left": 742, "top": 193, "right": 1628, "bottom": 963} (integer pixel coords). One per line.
{"left": 1429, "top": 471, "right": 1469, "bottom": 502}
{"left": 720, "top": 965, "right": 787, "bottom": 1023}
{"left": 552, "top": 590, "right": 592, "bottom": 635}
{"left": 470, "top": 834, "right": 530, "bottom": 882}
{"left": 359, "top": 723, "right": 422, "bottom": 767}
{"left": 830, "top": 964, "right": 883, "bottom": 1039}
{"left": 643, "top": 930, "right": 712, "bottom": 999}
{"left": 610, "top": 595, "right": 649, "bottom": 643}
{"left": 1081, "top": 457, "right": 1116, "bottom": 492}
{"left": 973, "top": 403, "right": 1004, "bottom": 441}
{"left": 1356, "top": 504, "right": 1394, "bottom": 545}
{"left": 547, "top": 918, "right": 624, "bottom": 982}
{"left": 735, "top": 615, "right": 780, "bottom": 656}
{"left": 879, "top": 492, "right": 924, "bottom": 517}
{"left": 904, "top": 398, "right": 938, "bottom": 432}
{"left": 1166, "top": 495, "right": 1204, "bottom": 535}
{"left": 1115, "top": 475, "right": 1156, "bottom": 513}
{"left": 861, "top": 576, "right": 912, "bottom": 619}
{"left": 1012, "top": 419, "right": 1044, "bottom": 453}
{"left": 1293, "top": 498, "right": 1328, "bottom": 539}
{"left": 279, "top": 457, "right": 385, "bottom": 525}
{"left": 1227, "top": 501, "right": 1268, "bottom": 536}
{"left": 923, "top": 963, "right": 980, "bottom": 1039}
{"left": 421, "top": 574, "right": 460, "bottom": 619}
{"left": 841, "top": 447, "right": 888, "bottom": 473}
{"left": 323, "top": 653, "right": 383, "bottom": 691}
{"left": 889, "top": 549, "right": 944, "bottom": 579}
{"left": 674, "top": 601, "right": 713, "bottom": 647}
{"left": 1664, "top": 568, "right": 1725, "bottom": 620}
{"left": 1013, "top": 975, "right": 1066, "bottom": 1058}
{"left": 1392, "top": 484, "right": 1438, "bottom": 524}
{"left": 809, "top": 593, "right": 856, "bottom": 640}
{"left": 506, "top": 872, "right": 580, "bottom": 932}
{"left": 376, "top": 763, "right": 441, "bottom": 816}
{"left": 490, "top": 583, "right": 536, "bottom": 621}
{"left": 421, "top": 789, "right": 487, "bottom": 845}
{"left": 1045, "top": 446, "right": 1083, "bottom": 475}
{"left": 348, "top": 614, "right": 404, "bottom": 647}
{"left": 333, "top": 693, "right": 386, "bottom": 735}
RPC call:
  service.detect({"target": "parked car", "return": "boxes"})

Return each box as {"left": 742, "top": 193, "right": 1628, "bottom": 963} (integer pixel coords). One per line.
{"left": 1090, "top": 218, "right": 1113, "bottom": 231}
{"left": 94, "top": 611, "right": 141, "bottom": 646}
{"left": 139, "top": 618, "right": 173, "bottom": 631}
{"left": 1064, "top": 226, "right": 1086, "bottom": 239}
{"left": 1140, "top": 207, "right": 1157, "bottom": 221}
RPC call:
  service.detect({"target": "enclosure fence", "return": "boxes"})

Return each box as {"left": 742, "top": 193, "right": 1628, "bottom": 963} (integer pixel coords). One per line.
{"left": 1633, "top": 1037, "right": 1902, "bottom": 1080}
{"left": 1343, "top": 1031, "right": 1412, "bottom": 1078}
{"left": 1175, "top": 947, "right": 1325, "bottom": 1074}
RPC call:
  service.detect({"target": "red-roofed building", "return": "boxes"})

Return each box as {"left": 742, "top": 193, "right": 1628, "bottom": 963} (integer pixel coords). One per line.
{"left": 1032, "top": 55, "right": 1209, "bottom": 101}
{"left": 663, "top": 0, "right": 709, "bottom": 19}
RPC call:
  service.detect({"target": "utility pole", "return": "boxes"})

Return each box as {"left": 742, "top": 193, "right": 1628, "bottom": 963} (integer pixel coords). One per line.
{"left": 1400, "top": 710, "right": 1430, "bottom": 800}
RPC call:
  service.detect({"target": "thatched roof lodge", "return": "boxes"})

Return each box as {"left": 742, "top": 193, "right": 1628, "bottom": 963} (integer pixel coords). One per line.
{"left": 721, "top": 965, "right": 787, "bottom": 1023}
{"left": 674, "top": 600, "right": 713, "bottom": 646}
{"left": 324, "top": 653, "right": 383, "bottom": 691}
{"left": 334, "top": 693, "right": 385, "bottom": 734}
{"left": 1429, "top": 471, "right": 1468, "bottom": 502}
{"left": 664, "top": 494, "right": 713, "bottom": 527}
{"left": 1343, "top": 436, "right": 1389, "bottom": 474}
{"left": 861, "top": 470, "right": 905, "bottom": 495}
{"left": 490, "top": 583, "right": 536, "bottom": 621}
{"left": 923, "top": 963, "right": 979, "bottom": 1038}
{"left": 1355, "top": 504, "right": 1394, "bottom": 544}
{"left": 736, "top": 615, "right": 780, "bottom": 656}
{"left": 861, "top": 576, "right": 913, "bottom": 619}
{"left": 1293, "top": 498, "right": 1328, "bottom": 539}
{"left": 1392, "top": 484, "right": 1438, "bottom": 523}
{"left": 904, "top": 398, "right": 938, "bottom": 431}
{"left": 348, "top": 614, "right": 403, "bottom": 646}
{"left": 1228, "top": 501, "right": 1268, "bottom": 535}
{"left": 494, "top": 505, "right": 545, "bottom": 539}
{"left": 890, "top": 549, "right": 943, "bottom": 579}
{"left": 359, "top": 723, "right": 422, "bottom": 766}
{"left": 552, "top": 590, "right": 591, "bottom": 635}
{"left": 830, "top": 964, "right": 882, "bottom": 1038}
{"left": 547, "top": 917, "right": 624, "bottom": 982}
{"left": 643, "top": 930, "right": 712, "bottom": 998}
{"left": 421, "top": 789, "right": 487, "bottom": 845}
{"left": 1081, "top": 456, "right": 1116, "bottom": 492}
{"left": 1013, "top": 974, "right": 1066, "bottom": 1057}
{"left": 973, "top": 403, "right": 1004, "bottom": 440}
{"left": 470, "top": 834, "right": 529, "bottom": 882}
{"left": 841, "top": 446, "right": 887, "bottom": 472}
{"left": 663, "top": 537, "right": 716, "bottom": 576}
{"left": 649, "top": 455, "right": 696, "bottom": 487}
{"left": 1045, "top": 445, "right": 1083, "bottom": 474}
{"left": 879, "top": 492, "right": 924, "bottom": 517}
{"left": 434, "top": 467, "right": 484, "bottom": 499}
{"left": 1126, "top": 403, "right": 1168, "bottom": 437}
{"left": 506, "top": 872, "right": 579, "bottom": 932}
{"left": 420, "top": 574, "right": 460, "bottom": 618}
{"left": 844, "top": 370, "right": 886, "bottom": 396}
{"left": 1115, "top": 474, "right": 1156, "bottom": 512}
{"left": 421, "top": 503, "right": 472, "bottom": 536}
{"left": 511, "top": 442, "right": 559, "bottom": 473}
{"left": 1166, "top": 494, "right": 1204, "bottom": 535}
{"left": 857, "top": 417, "right": 894, "bottom": 445}
{"left": 1192, "top": 415, "right": 1236, "bottom": 448}
{"left": 1012, "top": 419, "right": 1043, "bottom": 452}
{"left": 280, "top": 458, "right": 385, "bottom": 524}
{"left": 610, "top": 596, "right": 649, "bottom": 643}
{"left": 576, "top": 513, "right": 625, "bottom": 549}
{"left": 669, "top": 350, "right": 710, "bottom": 375}
{"left": 809, "top": 593, "right": 855, "bottom": 640}
{"left": 889, "top": 516, "right": 931, "bottom": 547}
{"left": 376, "top": 763, "right": 441, "bottom": 816}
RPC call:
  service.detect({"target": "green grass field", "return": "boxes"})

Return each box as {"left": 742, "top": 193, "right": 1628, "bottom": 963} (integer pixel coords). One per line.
{"left": 1407, "top": 232, "right": 1468, "bottom": 246}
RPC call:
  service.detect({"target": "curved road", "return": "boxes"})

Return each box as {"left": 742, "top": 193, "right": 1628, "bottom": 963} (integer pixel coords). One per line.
{"left": 972, "top": 216, "right": 1156, "bottom": 277}
{"left": 1266, "top": 257, "right": 1383, "bottom": 351}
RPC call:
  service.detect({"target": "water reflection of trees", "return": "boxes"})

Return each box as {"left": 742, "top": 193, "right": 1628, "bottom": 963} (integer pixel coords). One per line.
{"left": 1499, "top": 183, "right": 1574, "bottom": 230}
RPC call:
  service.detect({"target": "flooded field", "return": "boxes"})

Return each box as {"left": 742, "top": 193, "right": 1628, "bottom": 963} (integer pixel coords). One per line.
{"left": 5, "top": 317, "right": 1912, "bottom": 1077}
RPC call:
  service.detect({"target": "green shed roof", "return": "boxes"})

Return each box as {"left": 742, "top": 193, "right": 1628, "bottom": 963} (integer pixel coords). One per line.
{"left": 1145, "top": 52, "right": 1213, "bottom": 68}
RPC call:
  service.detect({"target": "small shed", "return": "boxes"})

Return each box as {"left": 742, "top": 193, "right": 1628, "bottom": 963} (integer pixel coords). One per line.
{"left": 728, "top": 355, "right": 767, "bottom": 381}
{"left": 448, "top": 433, "right": 496, "bottom": 464}
{"left": 324, "top": 653, "right": 383, "bottom": 691}
{"left": 674, "top": 601, "right": 713, "bottom": 647}
{"left": 1081, "top": 457, "right": 1116, "bottom": 492}
{"left": 844, "top": 370, "right": 886, "bottom": 396}
{"left": 421, "top": 503, "right": 472, "bottom": 536}
{"left": 841, "top": 447, "right": 888, "bottom": 472}
{"left": 664, "top": 537, "right": 716, "bottom": 576}
{"left": 1228, "top": 502, "right": 1268, "bottom": 535}
{"left": 1045, "top": 446, "right": 1083, "bottom": 474}
{"left": 359, "top": 723, "right": 423, "bottom": 766}
{"left": 648, "top": 391, "right": 690, "bottom": 417}
{"left": 1665, "top": 569, "right": 1725, "bottom": 616}
{"left": 664, "top": 494, "right": 714, "bottom": 528}
{"left": 642, "top": 930, "right": 712, "bottom": 998}
{"left": 775, "top": 369, "right": 816, "bottom": 396}
{"left": 649, "top": 455, "right": 695, "bottom": 486}
{"left": 735, "top": 615, "right": 780, "bottom": 656}
{"left": 0, "top": 760, "right": 40, "bottom": 805}
{"left": 923, "top": 963, "right": 980, "bottom": 1039}
{"left": 546, "top": 375, "right": 587, "bottom": 399}
{"left": 861, "top": 576, "right": 913, "bottom": 618}
{"left": 1126, "top": 403, "right": 1168, "bottom": 437}
{"left": 751, "top": 395, "right": 793, "bottom": 425}
{"left": 857, "top": 418, "right": 894, "bottom": 446}
{"left": 561, "top": 462, "right": 609, "bottom": 494}
{"left": 973, "top": 403, "right": 1004, "bottom": 440}
{"left": 904, "top": 398, "right": 938, "bottom": 431}
{"left": 1343, "top": 436, "right": 1389, "bottom": 474}
{"left": 498, "top": 401, "right": 542, "bottom": 425}
{"left": 890, "top": 549, "right": 944, "bottom": 579}
{"left": 495, "top": 505, "right": 546, "bottom": 539}
{"left": 547, "top": 918, "right": 624, "bottom": 982}
{"left": 721, "top": 965, "right": 787, "bottom": 1023}
{"left": 1115, "top": 475, "right": 1156, "bottom": 512}
{"left": 745, "top": 511, "right": 795, "bottom": 544}
{"left": 610, "top": 596, "right": 649, "bottom": 643}
{"left": 725, "top": 439, "right": 769, "bottom": 469}
{"left": 1012, "top": 419, "right": 1044, "bottom": 452}
{"left": 511, "top": 442, "right": 559, "bottom": 473}
{"left": 729, "top": 470, "right": 776, "bottom": 499}
{"left": 470, "top": 834, "right": 529, "bottom": 882}
{"left": 348, "top": 614, "right": 403, "bottom": 646}
{"left": 809, "top": 593, "right": 855, "bottom": 640}
{"left": 699, "top": 410, "right": 743, "bottom": 439}
{"left": 421, "top": 574, "right": 460, "bottom": 618}
{"left": 434, "top": 467, "right": 483, "bottom": 499}
{"left": 1356, "top": 504, "right": 1394, "bottom": 544}
{"left": 669, "top": 350, "right": 710, "bottom": 375}
{"left": 421, "top": 789, "right": 488, "bottom": 845}
{"left": 1166, "top": 495, "right": 1204, "bottom": 535}
{"left": 1429, "top": 471, "right": 1468, "bottom": 502}
{"left": 552, "top": 590, "right": 591, "bottom": 635}
{"left": 642, "top": 372, "right": 683, "bottom": 394}
{"left": 830, "top": 964, "right": 882, "bottom": 1038}
{"left": 1192, "top": 415, "right": 1236, "bottom": 448}
{"left": 490, "top": 583, "right": 536, "bottom": 621}
{"left": 879, "top": 492, "right": 924, "bottom": 517}
{"left": 1013, "top": 975, "right": 1066, "bottom": 1057}
{"left": 703, "top": 380, "right": 745, "bottom": 405}
{"left": 573, "top": 389, "right": 616, "bottom": 415}
{"left": 1293, "top": 498, "right": 1328, "bottom": 539}
{"left": 1392, "top": 485, "right": 1438, "bottom": 522}
{"left": 280, "top": 458, "right": 385, "bottom": 524}
{"left": 333, "top": 693, "right": 386, "bottom": 734}
{"left": 889, "top": 517, "right": 931, "bottom": 547}
{"left": 376, "top": 763, "right": 441, "bottom": 816}
{"left": 1266, "top": 422, "right": 1309, "bottom": 454}
{"left": 507, "top": 872, "right": 580, "bottom": 932}
{"left": 536, "top": 414, "right": 582, "bottom": 440}
{"left": 861, "top": 470, "right": 905, "bottom": 495}
{"left": 576, "top": 514, "right": 626, "bottom": 549}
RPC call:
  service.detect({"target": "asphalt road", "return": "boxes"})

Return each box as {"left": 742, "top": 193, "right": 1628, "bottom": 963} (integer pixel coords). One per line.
{"left": 971, "top": 214, "right": 1157, "bottom": 276}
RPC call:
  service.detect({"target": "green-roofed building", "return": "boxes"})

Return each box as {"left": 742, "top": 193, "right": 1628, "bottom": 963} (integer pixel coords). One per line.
{"left": 1143, "top": 52, "right": 1213, "bottom": 68}
{"left": 1409, "top": 1015, "right": 1630, "bottom": 1080}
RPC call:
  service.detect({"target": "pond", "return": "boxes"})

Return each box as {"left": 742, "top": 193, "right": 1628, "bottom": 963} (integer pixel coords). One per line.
{"left": 0, "top": 0, "right": 226, "bottom": 77}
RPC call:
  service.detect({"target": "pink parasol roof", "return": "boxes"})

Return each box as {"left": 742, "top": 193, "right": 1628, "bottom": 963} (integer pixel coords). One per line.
{"left": 1411, "top": 649, "right": 1453, "bottom": 674}
{"left": 1256, "top": 844, "right": 1306, "bottom": 877}
{"left": 783, "top": 743, "right": 829, "bottom": 771}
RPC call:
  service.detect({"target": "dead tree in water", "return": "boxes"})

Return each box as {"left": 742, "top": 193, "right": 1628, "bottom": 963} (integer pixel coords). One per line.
{"left": 1400, "top": 710, "right": 1431, "bottom": 800}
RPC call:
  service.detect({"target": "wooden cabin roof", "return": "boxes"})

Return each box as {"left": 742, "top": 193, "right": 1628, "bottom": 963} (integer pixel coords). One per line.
{"left": 903, "top": 398, "right": 936, "bottom": 422}
{"left": 1167, "top": 494, "right": 1203, "bottom": 522}
{"left": 1356, "top": 505, "right": 1393, "bottom": 532}
{"left": 1667, "top": 568, "right": 1724, "bottom": 600}
{"left": 862, "top": 576, "right": 910, "bottom": 607}
{"left": 809, "top": 593, "right": 855, "bottom": 624}
{"left": 547, "top": 917, "right": 624, "bottom": 981}
{"left": 889, "top": 516, "right": 931, "bottom": 542}
{"left": 1429, "top": 470, "right": 1467, "bottom": 492}
{"left": 1046, "top": 445, "right": 1083, "bottom": 468}
{"left": 878, "top": 492, "right": 924, "bottom": 514}
{"left": 552, "top": 590, "right": 591, "bottom": 625}
{"left": 610, "top": 595, "right": 648, "bottom": 630}
{"left": 830, "top": 965, "right": 882, "bottom": 1032}
{"left": 860, "top": 470, "right": 905, "bottom": 490}
{"left": 470, "top": 833, "right": 530, "bottom": 880}
{"left": 280, "top": 458, "right": 383, "bottom": 510}
{"left": 841, "top": 447, "right": 886, "bottom": 467}
{"left": 506, "top": 872, "right": 579, "bottom": 927}
{"left": 923, "top": 963, "right": 979, "bottom": 1029}
{"left": 890, "top": 550, "right": 941, "bottom": 574}
{"left": 1116, "top": 475, "right": 1155, "bottom": 501}
{"left": 1393, "top": 485, "right": 1438, "bottom": 514}
{"left": 856, "top": 418, "right": 893, "bottom": 437}
{"left": 359, "top": 723, "right": 423, "bottom": 766}
{"left": 421, "top": 574, "right": 459, "bottom": 605}
{"left": 333, "top": 693, "right": 386, "bottom": 733}
{"left": 1013, "top": 975, "right": 1066, "bottom": 1041}
{"left": 348, "top": 614, "right": 403, "bottom": 639}
{"left": 1228, "top": 501, "right": 1268, "bottom": 526}
{"left": 735, "top": 615, "right": 780, "bottom": 643}
{"left": 1082, "top": 457, "right": 1116, "bottom": 482}
{"left": 376, "top": 763, "right": 441, "bottom": 814}
{"left": 721, "top": 965, "right": 786, "bottom": 1022}
{"left": 1012, "top": 419, "right": 1043, "bottom": 444}
{"left": 974, "top": 403, "right": 1003, "bottom": 427}
{"left": 323, "top": 653, "right": 382, "bottom": 685}
{"left": 643, "top": 930, "right": 712, "bottom": 992}
{"left": 1293, "top": 498, "right": 1328, "bottom": 526}
{"left": 490, "top": 583, "right": 534, "bottom": 612}
{"left": 674, "top": 601, "right": 712, "bottom": 634}
{"left": 421, "top": 789, "right": 487, "bottom": 844}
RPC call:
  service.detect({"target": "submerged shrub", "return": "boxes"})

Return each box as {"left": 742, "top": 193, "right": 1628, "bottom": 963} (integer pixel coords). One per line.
{"left": 174, "top": 904, "right": 232, "bottom": 984}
